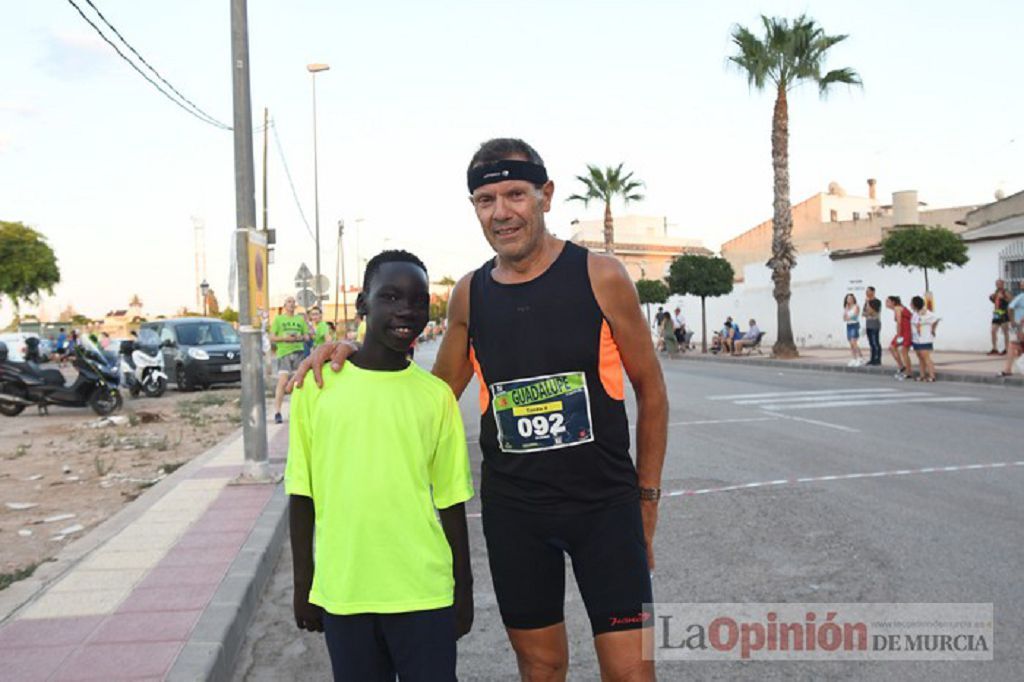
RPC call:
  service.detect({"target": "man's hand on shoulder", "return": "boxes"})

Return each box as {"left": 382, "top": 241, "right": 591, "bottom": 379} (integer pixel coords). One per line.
{"left": 287, "top": 341, "right": 357, "bottom": 393}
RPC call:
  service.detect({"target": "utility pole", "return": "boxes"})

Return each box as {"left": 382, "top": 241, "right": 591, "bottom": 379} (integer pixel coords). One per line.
{"left": 230, "top": 0, "right": 269, "bottom": 481}
{"left": 334, "top": 220, "right": 343, "bottom": 327}
{"left": 339, "top": 220, "right": 348, "bottom": 329}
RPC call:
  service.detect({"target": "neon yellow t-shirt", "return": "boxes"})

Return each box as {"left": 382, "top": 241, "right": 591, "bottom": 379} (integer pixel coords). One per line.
{"left": 313, "top": 321, "right": 330, "bottom": 347}
{"left": 285, "top": 361, "right": 474, "bottom": 615}
{"left": 271, "top": 314, "right": 306, "bottom": 358}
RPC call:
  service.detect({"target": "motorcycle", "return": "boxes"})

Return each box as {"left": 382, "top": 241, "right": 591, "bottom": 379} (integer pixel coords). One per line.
{"left": 0, "top": 339, "right": 123, "bottom": 417}
{"left": 119, "top": 333, "right": 168, "bottom": 398}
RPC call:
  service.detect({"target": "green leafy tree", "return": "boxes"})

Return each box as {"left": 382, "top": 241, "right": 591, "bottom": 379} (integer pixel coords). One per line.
{"left": 879, "top": 225, "right": 968, "bottom": 291}
{"left": 220, "top": 307, "right": 240, "bottom": 323}
{"left": 635, "top": 279, "right": 669, "bottom": 326}
{"left": 566, "top": 164, "right": 644, "bottom": 254}
{"left": 668, "top": 255, "right": 734, "bottom": 353}
{"left": 730, "top": 15, "right": 861, "bottom": 358}
{"left": 0, "top": 221, "right": 60, "bottom": 312}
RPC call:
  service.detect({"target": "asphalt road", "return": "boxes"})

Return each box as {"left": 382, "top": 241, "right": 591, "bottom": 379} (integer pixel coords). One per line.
{"left": 232, "top": 344, "right": 1023, "bottom": 681}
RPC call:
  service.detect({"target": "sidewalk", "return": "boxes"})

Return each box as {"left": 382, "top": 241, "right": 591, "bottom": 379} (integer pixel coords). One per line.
{"left": 0, "top": 424, "right": 289, "bottom": 682}
{"left": 677, "top": 346, "right": 1024, "bottom": 387}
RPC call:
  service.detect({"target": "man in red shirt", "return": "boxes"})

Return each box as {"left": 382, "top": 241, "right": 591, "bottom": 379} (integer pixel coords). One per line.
{"left": 886, "top": 295, "right": 913, "bottom": 380}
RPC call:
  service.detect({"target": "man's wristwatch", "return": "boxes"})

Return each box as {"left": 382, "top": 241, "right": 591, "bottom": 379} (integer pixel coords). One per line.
{"left": 639, "top": 486, "right": 661, "bottom": 502}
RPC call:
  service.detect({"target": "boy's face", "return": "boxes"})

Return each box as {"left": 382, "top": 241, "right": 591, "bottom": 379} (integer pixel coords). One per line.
{"left": 363, "top": 262, "right": 430, "bottom": 352}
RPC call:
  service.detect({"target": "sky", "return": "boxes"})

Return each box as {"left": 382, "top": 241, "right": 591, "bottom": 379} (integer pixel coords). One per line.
{"left": 2, "top": 0, "right": 1022, "bottom": 324}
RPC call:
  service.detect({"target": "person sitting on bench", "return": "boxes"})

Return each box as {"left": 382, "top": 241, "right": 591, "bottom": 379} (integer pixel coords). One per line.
{"left": 733, "top": 319, "right": 761, "bottom": 355}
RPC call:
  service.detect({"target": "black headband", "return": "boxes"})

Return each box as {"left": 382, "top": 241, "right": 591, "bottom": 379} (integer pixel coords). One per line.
{"left": 467, "top": 159, "right": 549, "bottom": 193}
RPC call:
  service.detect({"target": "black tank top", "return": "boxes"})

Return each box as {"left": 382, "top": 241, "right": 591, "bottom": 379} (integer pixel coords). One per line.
{"left": 468, "top": 241, "right": 637, "bottom": 514}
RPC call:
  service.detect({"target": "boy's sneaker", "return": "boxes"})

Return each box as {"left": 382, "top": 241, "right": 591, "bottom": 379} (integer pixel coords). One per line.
{"left": 274, "top": 412, "right": 283, "bottom": 424}
{"left": 894, "top": 370, "right": 906, "bottom": 381}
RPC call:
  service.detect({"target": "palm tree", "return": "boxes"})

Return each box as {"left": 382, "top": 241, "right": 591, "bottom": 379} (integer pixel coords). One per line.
{"left": 729, "top": 15, "right": 861, "bottom": 358}
{"left": 567, "top": 164, "right": 644, "bottom": 255}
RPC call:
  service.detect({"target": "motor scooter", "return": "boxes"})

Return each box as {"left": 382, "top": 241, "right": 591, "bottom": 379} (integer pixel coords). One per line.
{"left": 119, "top": 335, "right": 168, "bottom": 398}
{"left": 0, "top": 340, "right": 122, "bottom": 416}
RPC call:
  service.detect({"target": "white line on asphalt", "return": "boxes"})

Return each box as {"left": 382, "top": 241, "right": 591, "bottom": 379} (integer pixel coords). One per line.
{"left": 759, "top": 396, "right": 980, "bottom": 411}
{"left": 732, "top": 391, "right": 930, "bottom": 405}
{"left": 463, "top": 461, "right": 1024, "bottom": 518}
{"left": 708, "top": 388, "right": 901, "bottom": 401}
{"left": 770, "top": 412, "right": 860, "bottom": 433}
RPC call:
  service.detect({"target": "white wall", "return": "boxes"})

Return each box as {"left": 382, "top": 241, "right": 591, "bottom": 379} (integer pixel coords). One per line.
{"left": 666, "top": 237, "right": 1019, "bottom": 352}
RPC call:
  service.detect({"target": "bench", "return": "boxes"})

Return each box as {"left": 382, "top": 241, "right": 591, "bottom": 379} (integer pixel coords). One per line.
{"left": 736, "top": 331, "right": 766, "bottom": 355}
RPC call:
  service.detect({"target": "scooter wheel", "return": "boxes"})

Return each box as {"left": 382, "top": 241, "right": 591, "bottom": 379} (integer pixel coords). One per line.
{"left": 0, "top": 384, "right": 28, "bottom": 417}
{"left": 89, "top": 388, "right": 123, "bottom": 416}
{"left": 143, "top": 376, "right": 167, "bottom": 398}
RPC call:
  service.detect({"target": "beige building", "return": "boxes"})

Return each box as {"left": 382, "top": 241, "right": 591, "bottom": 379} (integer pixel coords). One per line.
{"left": 568, "top": 214, "right": 711, "bottom": 281}
{"left": 721, "top": 180, "right": 981, "bottom": 281}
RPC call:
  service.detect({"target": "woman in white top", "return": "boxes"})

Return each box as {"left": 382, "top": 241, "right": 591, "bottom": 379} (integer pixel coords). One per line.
{"left": 910, "top": 295, "right": 940, "bottom": 381}
{"left": 843, "top": 293, "right": 864, "bottom": 366}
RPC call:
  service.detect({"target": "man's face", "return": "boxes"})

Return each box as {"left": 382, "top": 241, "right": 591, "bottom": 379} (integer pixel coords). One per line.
{"left": 363, "top": 262, "right": 430, "bottom": 352}
{"left": 470, "top": 165, "right": 554, "bottom": 262}
{"left": 284, "top": 297, "right": 296, "bottom": 315}
{"left": 866, "top": 288, "right": 875, "bottom": 300}
{"left": 885, "top": 299, "right": 895, "bottom": 310}
{"left": 996, "top": 280, "right": 1005, "bottom": 290}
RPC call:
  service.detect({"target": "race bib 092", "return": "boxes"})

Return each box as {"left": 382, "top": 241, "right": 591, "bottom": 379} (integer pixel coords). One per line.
{"left": 490, "top": 371, "right": 594, "bottom": 453}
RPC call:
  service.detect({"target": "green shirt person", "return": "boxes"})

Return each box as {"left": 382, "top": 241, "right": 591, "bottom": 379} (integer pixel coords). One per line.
{"left": 306, "top": 306, "right": 331, "bottom": 347}
{"left": 286, "top": 251, "right": 473, "bottom": 680}
{"left": 270, "top": 296, "right": 310, "bottom": 424}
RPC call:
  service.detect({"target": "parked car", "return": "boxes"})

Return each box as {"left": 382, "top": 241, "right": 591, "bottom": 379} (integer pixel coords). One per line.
{"left": 0, "top": 333, "right": 52, "bottom": 363}
{"left": 139, "top": 318, "right": 241, "bottom": 391}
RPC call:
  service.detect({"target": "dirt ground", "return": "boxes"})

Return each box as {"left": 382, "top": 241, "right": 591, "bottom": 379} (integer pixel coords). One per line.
{"left": 0, "top": 381, "right": 242, "bottom": 589}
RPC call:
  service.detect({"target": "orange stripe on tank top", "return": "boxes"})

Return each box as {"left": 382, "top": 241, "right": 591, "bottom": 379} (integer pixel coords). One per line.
{"left": 598, "top": 319, "right": 625, "bottom": 401}
{"left": 469, "top": 345, "right": 489, "bottom": 414}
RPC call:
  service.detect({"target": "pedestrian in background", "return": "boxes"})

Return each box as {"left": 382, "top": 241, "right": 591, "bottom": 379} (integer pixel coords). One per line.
{"left": 989, "top": 279, "right": 1010, "bottom": 355}
{"left": 998, "top": 288, "right": 1024, "bottom": 377}
{"left": 660, "top": 312, "right": 679, "bottom": 357}
{"left": 910, "top": 295, "right": 939, "bottom": 382}
{"left": 886, "top": 295, "right": 913, "bottom": 380}
{"left": 843, "top": 293, "right": 864, "bottom": 367}
{"left": 864, "top": 286, "right": 882, "bottom": 366}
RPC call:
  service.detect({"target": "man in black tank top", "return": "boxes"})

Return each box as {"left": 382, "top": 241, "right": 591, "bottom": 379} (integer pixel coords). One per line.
{"left": 296, "top": 138, "right": 668, "bottom": 681}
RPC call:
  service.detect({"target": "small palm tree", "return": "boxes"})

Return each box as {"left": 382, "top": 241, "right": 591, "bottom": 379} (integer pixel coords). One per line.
{"left": 730, "top": 15, "right": 861, "bottom": 358}
{"left": 567, "top": 164, "right": 644, "bottom": 255}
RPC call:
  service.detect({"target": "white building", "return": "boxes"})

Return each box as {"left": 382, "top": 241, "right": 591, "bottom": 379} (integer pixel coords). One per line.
{"left": 667, "top": 192, "right": 1024, "bottom": 352}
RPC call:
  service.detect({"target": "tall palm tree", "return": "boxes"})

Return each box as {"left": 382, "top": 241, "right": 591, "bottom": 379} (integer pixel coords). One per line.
{"left": 730, "top": 15, "right": 861, "bottom": 358}
{"left": 567, "top": 164, "right": 644, "bottom": 255}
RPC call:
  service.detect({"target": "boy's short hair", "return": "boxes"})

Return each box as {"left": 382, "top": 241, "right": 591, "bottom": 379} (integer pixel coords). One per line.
{"left": 362, "top": 250, "right": 428, "bottom": 292}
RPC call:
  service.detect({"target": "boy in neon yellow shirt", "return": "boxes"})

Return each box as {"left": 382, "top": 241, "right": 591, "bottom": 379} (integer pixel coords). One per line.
{"left": 286, "top": 250, "right": 473, "bottom": 681}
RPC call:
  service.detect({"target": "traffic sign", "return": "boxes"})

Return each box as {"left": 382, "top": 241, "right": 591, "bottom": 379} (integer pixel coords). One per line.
{"left": 294, "top": 263, "right": 313, "bottom": 288}
{"left": 295, "top": 288, "right": 317, "bottom": 308}
{"left": 312, "top": 274, "right": 331, "bottom": 295}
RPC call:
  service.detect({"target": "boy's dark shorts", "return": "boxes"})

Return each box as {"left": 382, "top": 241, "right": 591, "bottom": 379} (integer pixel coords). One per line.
{"left": 482, "top": 500, "right": 653, "bottom": 636}
{"left": 322, "top": 606, "right": 455, "bottom": 682}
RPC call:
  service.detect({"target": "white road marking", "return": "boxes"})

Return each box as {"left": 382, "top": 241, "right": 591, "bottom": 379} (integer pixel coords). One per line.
{"left": 771, "top": 412, "right": 860, "bottom": 433}
{"left": 463, "top": 461, "right": 1024, "bottom": 518}
{"left": 759, "top": 396, "right": 979, "bottom": 411}
{"left": 708, "top": 388, "right": 901, "bottom": 401}
{"left": 732, "top": 391, "right": 929, "bottom": 406}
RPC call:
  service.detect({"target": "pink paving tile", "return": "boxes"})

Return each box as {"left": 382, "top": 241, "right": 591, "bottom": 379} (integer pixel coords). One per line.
{"left": 157, "top": 544, "right": 241, "bottom": 567}
{"left": 191, "top": 465, "right": 243, "bottom": 479}
{"left": 135, "top": 563, "right": 229, "bottom": 590}
{"left": 52, "top": 641, "right": 182, "bottom": 681}
{"left": 173, "top": 530, "right": 249, "bottom": 551}
{"left": 215, "top": 486, "right": 274, "bottom": 502}
{"left": 0, "top": 616, "right": 103, "bottom": 649}
{"left": 187, "top": 512, "right": 259, "bottom": 533}
{"left": 88, "top": 610, "right": 201, "bottom": 644}
{"left": 117, "top": 582, "right": 219, "bottom": 614}
{"left": 0, "top": 645, "right": 75, "bottom": 681}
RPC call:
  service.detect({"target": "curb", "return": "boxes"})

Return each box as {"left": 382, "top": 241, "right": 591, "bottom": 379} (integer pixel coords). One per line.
{"left": 676, "top": 353, "right": 1024, "bottom": 388}
{"left": 165, "top": 485, "right": 288, "bottom": 682}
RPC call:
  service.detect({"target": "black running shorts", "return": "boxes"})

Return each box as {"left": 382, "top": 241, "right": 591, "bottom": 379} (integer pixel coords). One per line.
{"left": 481, "top": 501, "right": 653, "bottom": 636}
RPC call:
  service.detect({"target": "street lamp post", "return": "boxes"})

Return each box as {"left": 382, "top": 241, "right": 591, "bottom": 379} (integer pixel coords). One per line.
{"left": 200, "top": 279, "right": 210, "bottom": 316}
{"left": 307, "top": 62, "right": 330, "bottom": 303}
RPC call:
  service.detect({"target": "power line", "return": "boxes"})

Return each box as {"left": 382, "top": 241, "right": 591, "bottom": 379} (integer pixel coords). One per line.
{"left": 271, "top": 120, "right": 316, "bottom": 243}
{"left": 64, "top": 0, "right": 232, "bottom": 130}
